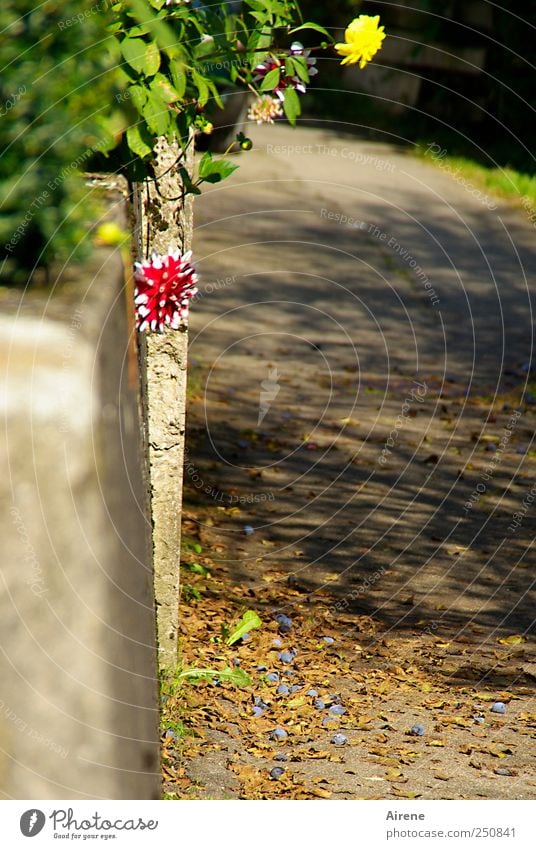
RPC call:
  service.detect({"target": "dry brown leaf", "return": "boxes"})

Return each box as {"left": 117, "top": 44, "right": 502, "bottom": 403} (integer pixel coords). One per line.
{"left": 310, "top": 787, "right": 332, "bottom": 798}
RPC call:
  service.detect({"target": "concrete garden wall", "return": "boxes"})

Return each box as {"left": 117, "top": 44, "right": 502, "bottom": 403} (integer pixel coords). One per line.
{"left": 0, "top": 187, "right": 160, "bottom": 799}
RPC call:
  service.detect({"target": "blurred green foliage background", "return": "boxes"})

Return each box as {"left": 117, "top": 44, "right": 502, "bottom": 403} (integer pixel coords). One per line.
{"left": 0, "top": 0, "right": 122, "bottom": 282}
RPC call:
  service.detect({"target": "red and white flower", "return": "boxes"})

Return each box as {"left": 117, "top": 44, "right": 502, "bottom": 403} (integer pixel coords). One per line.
{"left": 134, "top": 248, "right": 198, "bottom": 333}
{"left": 254, "top": 41, "right": 318, "bottom": 102}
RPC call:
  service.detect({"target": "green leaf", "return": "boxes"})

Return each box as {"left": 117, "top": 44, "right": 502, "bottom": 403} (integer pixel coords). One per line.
{"left": 179, "top": 165, "right": 202, "bottom": 196}
{"left": 289, "top": 22, "right": 332, "bottom": 39}
{"left": 170, "top": 64, "right": 187, "bottom": 99}
{"left": 191, "top": 69, "right": 210, "bottom": 106}
{"left": 126, "top": 123, "right": 154, "bottom": 158}
{"left": 144, "top": 41, "right": 161, "bottom": 76}
{"left": 179, "top": 666, "right": 252, "bottom": 688}
{"left": 183, "top": 538, "right": 202, "bottom": 554}
{"left": 290, "top": 55, "right": 310, "bottom": 83}
{"left": 283, "top": 85, "right": 300, "bottom": 126}
{"left": 259, "top": 66, "right": 281, "bottom": 92}
{"left": 285, "top": 56, "right": 297, "bottom": 78}
{"left": 128, "top": 84, "right": 147, "bottom": 113}
{"left": 121, "top": 37, "right": 147, "bottom": 74}
{"left": 206, "top": 79, "right": 224, "bottom": 109}
{"left": 183, "top": 562, "right": 210, "bottom": 576}
{"left": 125, "top": 23, "right": 150, "bottom": 37}
{"left": 127, "top": 0, "right": 185, "bottom": 60}
{"left": 143, "top": 90, "right": 170, "bottom": 135}
{"left": 151, "top": 74, "right": 179, "bottom": 103}
{"left": 226, "top": 610, "right": 262, "bottom": 646}
{"left": 198, "top": 151, "right": 239, "bottom": 184}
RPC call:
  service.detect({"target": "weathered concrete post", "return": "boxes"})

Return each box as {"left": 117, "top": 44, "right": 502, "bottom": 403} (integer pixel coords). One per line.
{"left": 133, "top": 135, "right": 194, "bottom": 669}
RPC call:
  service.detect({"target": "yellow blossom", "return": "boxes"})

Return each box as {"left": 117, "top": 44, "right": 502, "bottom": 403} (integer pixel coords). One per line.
{"left": 335, "top": 15, "right": 386, "bottom": 69}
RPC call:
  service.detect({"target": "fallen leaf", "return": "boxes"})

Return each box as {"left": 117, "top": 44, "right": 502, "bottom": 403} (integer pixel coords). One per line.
{"left": 386, "top": 768, "right": 403, "bottom": 780}
{"left": 310, "top": 787, "right": 332, "bottom": 798}
{"left": 498, "top": 635, "right": 525, "bottom": 646}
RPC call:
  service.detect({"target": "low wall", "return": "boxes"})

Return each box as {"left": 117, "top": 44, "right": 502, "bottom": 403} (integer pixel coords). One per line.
{"left": 0, "top": 188, "right": 160, "bottom": 799}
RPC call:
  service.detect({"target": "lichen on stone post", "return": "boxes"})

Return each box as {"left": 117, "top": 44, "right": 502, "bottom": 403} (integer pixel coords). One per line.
{"left": 133, "top": 134, "right": 194, "bottom": 669}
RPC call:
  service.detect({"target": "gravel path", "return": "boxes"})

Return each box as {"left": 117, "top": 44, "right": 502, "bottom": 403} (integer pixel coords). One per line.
{"left": 169, "top": 124, "right": 536, "bottom": 800}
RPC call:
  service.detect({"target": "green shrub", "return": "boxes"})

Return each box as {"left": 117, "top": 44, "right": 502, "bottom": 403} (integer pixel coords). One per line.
{"left": 0, "top": 0, "right": 122, "bottom": 282}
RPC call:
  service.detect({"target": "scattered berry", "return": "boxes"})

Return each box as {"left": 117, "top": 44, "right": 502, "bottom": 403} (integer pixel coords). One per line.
{"left": 266, "top": 672, "right": 279, "bottom": 683}
{"left": 256, "top": 665, "right": 268, "bottom": 672}
{"left": 322, "top": 717, "right": 339, "bottom": 726}
{"left": 252, "top": 706, "right": 264, "bottom": 717}
{"left": 306, "top": 689, "right": 318, "bottom": 697}
{"left": 276, "top": 684, "right": 290, "bottom": 695}
{"left": 322, "top": 636, "right": 335, "bottom": 645}
{"left": 410, "top": 724, "right": 426, "bottom": 736}
{"left": 269, "top": 728, "right": 287, "bottom": 742}
{"left": 279, "top": 650, "right": 295, "bottom": 663}
{"left": 281, "top": 669, "right": 294, "bottom": 677}
{"left": 331, "top": 733, "right": 348, "bottom": 747}
{"left": 314, "top": 699, "right": 326, "bottom": 710}
{"left": 164, "top": 729, "right": 178, "bottom": 740}
{"left": 491, "top": 702, "right": 507, "bottom": 714}
{"left": 329, "top": 704, "right": 346, "bottom": 716}
{"left": 275, "top": 613, "right": 293, "bottom": 633}
{"left": 270, "top": 767, "right": 285, "bottom": 780}
{"left": 290, "top": 684, "right": 302, "bottom": 693}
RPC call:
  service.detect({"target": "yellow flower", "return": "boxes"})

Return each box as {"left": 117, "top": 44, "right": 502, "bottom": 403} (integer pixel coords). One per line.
{"left": 335, "top": 15, "right": 386, "bottom": 69}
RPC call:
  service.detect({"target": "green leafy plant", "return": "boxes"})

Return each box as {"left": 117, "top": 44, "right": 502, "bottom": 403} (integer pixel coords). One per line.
{"left": 225, "top": 609, "right": 262, "bottom": 646}
{"left": 107, "top": 0, "right": 332, "bottom": 186}
{"left": 182, "top": 561, "right": 211, "bottom": 576}
{"left": 178, "top": 665, "right": 251, "bottom": 687}
{"left": 182, "top": 537, "right": 203, "bottom": 555}
{"left": 182, "top": 584, "right": 202, "bottom": 603}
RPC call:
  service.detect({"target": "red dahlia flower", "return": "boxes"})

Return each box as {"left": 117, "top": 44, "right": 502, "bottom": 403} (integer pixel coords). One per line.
{"left": 134, "top": 248, "right": 198, "bottom": 333}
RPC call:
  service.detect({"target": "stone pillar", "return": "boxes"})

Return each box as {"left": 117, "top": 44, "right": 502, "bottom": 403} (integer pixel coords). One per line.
{"left": 133, "top": 135, "right": 194, "bottom": 669}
